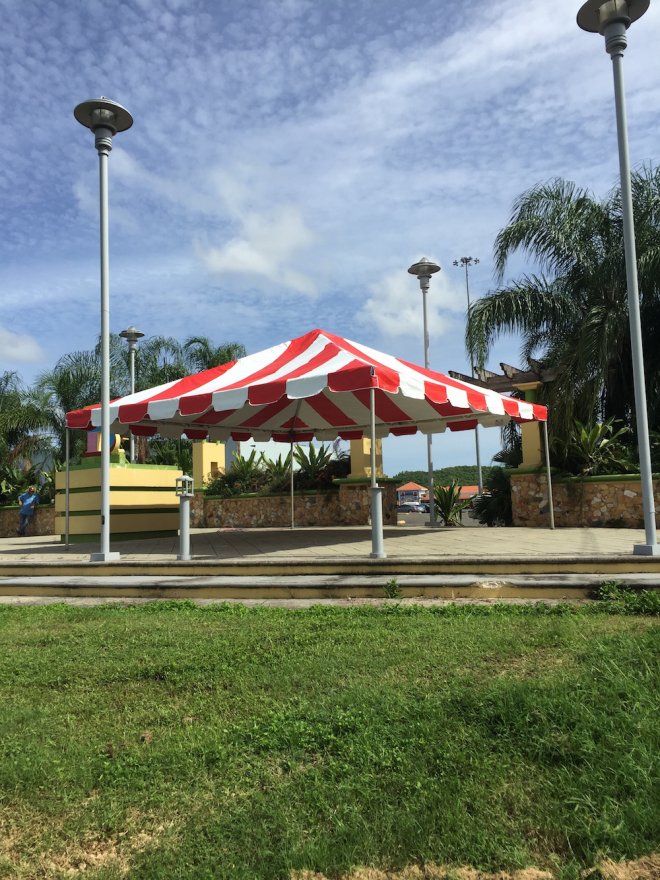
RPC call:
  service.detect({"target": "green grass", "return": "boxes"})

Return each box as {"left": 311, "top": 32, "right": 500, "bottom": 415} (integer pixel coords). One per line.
{"left": 0, "top": 601, "right": 658, "bottom": 879}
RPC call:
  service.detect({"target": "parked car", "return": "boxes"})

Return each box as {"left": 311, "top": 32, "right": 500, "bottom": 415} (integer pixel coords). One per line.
{"left": 396, "top": 502, "right": 426, "bottom": 513}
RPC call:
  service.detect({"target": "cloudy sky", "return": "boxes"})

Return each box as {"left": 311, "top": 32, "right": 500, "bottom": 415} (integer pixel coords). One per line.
{"left": 1, "top": 0, "right": 658, "bottom": 476}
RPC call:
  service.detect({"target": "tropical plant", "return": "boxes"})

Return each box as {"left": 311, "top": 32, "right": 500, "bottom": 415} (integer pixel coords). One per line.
{"left": 466, "top": 167, "right": 660, "bottom": 452}
{"left": 204, "top": 450, "right": 267, "bottom": 497}
{"left": 433, "top": 480, "right": 470, "bottom": 526}
{"left": 559, "top": 418, "right": 631, "bottom": 476}
{"left": 470, "top": 468, "right": 513, "bottom": 527}
{"left": 0, "top": 371, "right": 56, "bottom": 477}
{"left": 293, "top": 443, "right": 336, "bottom": 489}
{"left": 33, "top": 350, "right": 103, "bottom": 462}
{"left": 260, "top": 451, "right": 292, "bottom": 493}
{"left": 183, "top": 337, "right": 246, "bottom": 372}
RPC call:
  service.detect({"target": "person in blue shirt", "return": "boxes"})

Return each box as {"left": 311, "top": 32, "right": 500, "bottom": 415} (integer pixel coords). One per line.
{"left": 17, "top": 486, "right": 39, "bottom": 536}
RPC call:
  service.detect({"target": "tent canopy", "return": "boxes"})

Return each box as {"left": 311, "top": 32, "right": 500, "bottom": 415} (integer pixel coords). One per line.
{"left": 66, "top": 328, "right": 547, "bottom": 441}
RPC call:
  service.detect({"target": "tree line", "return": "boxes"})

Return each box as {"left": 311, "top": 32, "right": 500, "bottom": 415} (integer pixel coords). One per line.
{"left": 0, "top": 335, "right": 245, "bottom": 501}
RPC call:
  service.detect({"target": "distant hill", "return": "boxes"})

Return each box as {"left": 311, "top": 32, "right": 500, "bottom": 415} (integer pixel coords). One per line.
{"left": 391, "top": 465, "right": 500, "bottom": 487}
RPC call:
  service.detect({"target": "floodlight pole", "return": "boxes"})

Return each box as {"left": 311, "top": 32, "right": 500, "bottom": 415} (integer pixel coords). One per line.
{"left": 577, "top": 0, "right": 658, "bottom": 555}
{"left": 408, "top": 258, "right": 442, "bottom": 528}
{"left": 119, "top": 325, "right": 145, "bottom": 463}
{"left": 454, "top": 256, "right": 484, "bottom": 493}
{"left": 74, "top": 98, "right": 133, "bottom": 562}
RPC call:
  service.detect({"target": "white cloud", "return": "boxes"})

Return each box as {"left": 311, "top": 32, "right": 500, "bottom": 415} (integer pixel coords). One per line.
{"left": 0, "top": 327, "right": 45, "bottom": 365}
{"left": 198, "top": 199, "right": 317, "bottom": 295}
{"left": 357, "top": 267, "right": 466, "bottom": 347}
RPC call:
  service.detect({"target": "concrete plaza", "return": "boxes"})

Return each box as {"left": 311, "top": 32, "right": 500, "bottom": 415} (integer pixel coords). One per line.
{"left": 1, "top": 523, "right": 660, "bottom": 601}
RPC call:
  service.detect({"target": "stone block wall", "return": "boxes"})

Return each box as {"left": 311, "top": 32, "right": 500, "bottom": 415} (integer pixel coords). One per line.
{"left": 510, "top": 472, "right": 659, "bottom": 528}
{"left": 1, "top": 483, "right": 398, "bottom": 536}
{"left": 192, "top": 482, "right": 398, "bottom": 529}
{"left": 0, "top": 505, "right": 55, "bottom": 538}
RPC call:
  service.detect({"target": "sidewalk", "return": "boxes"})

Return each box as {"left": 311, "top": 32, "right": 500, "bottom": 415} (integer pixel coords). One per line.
{"left": 1, "top": 526, "right": 660, "bottom": 600}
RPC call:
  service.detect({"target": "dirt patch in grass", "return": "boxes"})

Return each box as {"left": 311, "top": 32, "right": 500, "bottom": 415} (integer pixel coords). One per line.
{"left": 292, "top": 857, "right": 660, "bottom": 880}
{"left": 589, "top": 854, "right": 660, "bottom": 880}
{"left": 293, "top": 867, "right": 554, "bottom": 879}
{"left": 1, "top": 817, "right": 172, "bottom": 879}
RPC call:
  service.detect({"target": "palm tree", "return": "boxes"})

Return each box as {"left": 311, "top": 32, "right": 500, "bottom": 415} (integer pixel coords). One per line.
{"left": 33, "top": 350, "right": 102, "bottom": 462}
{"left": 183, "top": 336, "right": 246, "bottom": 373}
{"left": 466, "top": 167, "right": 660, "bottom": 447}
{"left": 0, "top": 372, "right": 54, "bottom": 496}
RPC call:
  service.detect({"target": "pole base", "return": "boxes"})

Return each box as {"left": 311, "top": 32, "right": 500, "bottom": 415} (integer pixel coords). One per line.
{"left": 90, "top": 551, "right": 121, "bottom": 562}
{"left": 633, "top": 543, "right": 660, "bottom": 556}
{"left": 177, "top": 555, "right": 191, "bottom": 561}
{"left": 370, "top": 551, "right": 386, "bottom": 559}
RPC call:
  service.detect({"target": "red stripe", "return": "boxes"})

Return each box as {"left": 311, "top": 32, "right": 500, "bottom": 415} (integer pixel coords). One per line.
{"left": 305, "top": 393, "right": 357, "bottom": 428}
{"left": 339, "top": 430, "right": 364, "bottom": 439}
{"left": 448, "top": 419, "right": 479, "bottom": 431}
{"left": 427, "top": 399, "right": 471, "bottom": 418}
{"left": 217, "top": 330, "right": 323, "bottom": 393}
{"left": 272, "top": 431, "right": 314, "bottom": 442}
{"left": 184, "top": 429, "right": 209, "bottom": 440}
{"left": 281, "top": 416, "right": 309, "bottom": 430}
{"left": 130, "top": 425, "right": 158, "bottom": 436}
{"left": 194, "top": 408, "right": 236, "bottom": 425}
{"left": 66, "top": 408, "right": 95, "bottom": 429}
{"left": 353, "top": 389, "right": 413, "bottom": 424}
{"left": 322, "top": 330, "right": 402, "bottom": 391}
{"left": 180, "top": 393, "right": 213, "bottom": 417}
{"left": 249, "top": 381, "right": 287, "bottom": 405}
{"left": 118, "top": 402, "right": 149, "bottom": 423}
{"left": 328, "top": 363, "right": 375, "bottom": 392}
{"left": 391, "top": 426, "right": 418, "bottom": 436}
{"left": 241, "top": 397, "right": 293, "bottom": 429}
{"left": 424, "top": 382, "right": 449, "bottom": 404}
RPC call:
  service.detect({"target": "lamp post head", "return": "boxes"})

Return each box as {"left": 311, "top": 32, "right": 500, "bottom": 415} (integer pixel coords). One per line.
{"left": 119, "top": 325, "right": 145, "bottom": 349}
{"left": 74, "top": 97, "right": 133, "bottom": 153}
{"left": 577, "top": 0, "right": 648, "bottom": 33}
{"left": 408, "top": 257, "right": 441, "bottom": 281}
{"left": 453, "top": 256, "right": 480, "bottom": 268}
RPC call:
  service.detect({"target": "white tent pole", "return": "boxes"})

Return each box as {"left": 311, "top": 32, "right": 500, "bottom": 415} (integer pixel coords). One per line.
{"left": 290, "top": 438, "right": 295, "bottom": 530}
{"left": 369, "top": 387, "right": 385, "bottom": 558}
{"left": 65, "top": 428, "right": 70, "bottom": 549}
{"left": 542, "top": 420, "right": 555, "bottom": 530}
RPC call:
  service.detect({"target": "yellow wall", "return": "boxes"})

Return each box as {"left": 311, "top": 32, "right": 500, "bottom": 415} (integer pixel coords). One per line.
{"left": 349, "top": 438, "right": 383, "bottom": 478}
{"left": 54, "top": 462, "right": 182, "bottom": 542}
{"left": 192, "top": 441, "right": 226, "bottom": 488}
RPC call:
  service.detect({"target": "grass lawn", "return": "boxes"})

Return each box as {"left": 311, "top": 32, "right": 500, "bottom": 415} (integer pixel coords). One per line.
{"left": 0, "top": 599, "right": 658, "bottom": 879}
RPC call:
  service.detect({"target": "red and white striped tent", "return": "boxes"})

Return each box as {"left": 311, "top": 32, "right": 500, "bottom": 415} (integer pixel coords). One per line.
{"left": 66, "top": 328, "right": 549, "bottom": 557}
{"left": 67, "top": 328, "right": 546, "bottom": 441}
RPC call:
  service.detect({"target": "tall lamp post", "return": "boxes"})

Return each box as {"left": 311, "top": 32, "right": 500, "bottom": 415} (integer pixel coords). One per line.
{"left": 577, "top": 0, "right": 658, "bottom": 556}
{"left": 119, "top": 325, "right": 144, "bottom": 463}
{"left": 408, "top": 258, "right": 441, "bottom": 528}
{"left": 453, "top": 256, "right": 484, "bottom": 494}
{"left": 74, "top": 97, "right": 133, "bottom": 562}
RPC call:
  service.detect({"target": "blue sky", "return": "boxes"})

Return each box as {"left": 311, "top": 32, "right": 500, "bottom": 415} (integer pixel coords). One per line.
{"left": 1, "top": 0, "right": 658, "bottom": 476}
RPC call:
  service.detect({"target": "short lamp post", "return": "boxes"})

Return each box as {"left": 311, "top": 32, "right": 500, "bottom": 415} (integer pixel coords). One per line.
{"left": 74, "top": 97, "right": 133, "bottom": 563}
{"left": 408, "top": 258, "right": 441, "bottom": 528}
{"left": 453, "top": 256, "right": 484, "bottom": 494}
{"left": 175, "top": 475, "right": 195, "bottom": 561}
{"left": 119, "top": 325, "right": 144, "bottom": 463}
{"left": 577, "top": 0, "right": 658, "bottom": 556}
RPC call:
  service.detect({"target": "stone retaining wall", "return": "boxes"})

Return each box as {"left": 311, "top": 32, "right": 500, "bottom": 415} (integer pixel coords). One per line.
{"left": 1, "top": 483, "right": 398, "bottom": 537}
{"left": 192, "top": 482, "right": 398, "bottom": 529}
{"left": 0, "top": 504, "right": 55, "bottom": 538}
{"left": 510, "top": 472, "right": 660, "bottom": 528}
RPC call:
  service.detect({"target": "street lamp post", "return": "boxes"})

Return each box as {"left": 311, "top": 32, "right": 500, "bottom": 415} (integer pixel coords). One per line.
{"left": 74, "top": 97, "right": 133, "bottom": 562}
{"left": 119, "top": 325, "right": 145, "bottom": 463}
{"left": 577, "top": 0, "right": 658, "bottom": 555}
{"left": 408, "top": 258, "right": 442, "bottom": 528}
{"left": 453, "top": 256, "right": 484, "bottom": 494}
